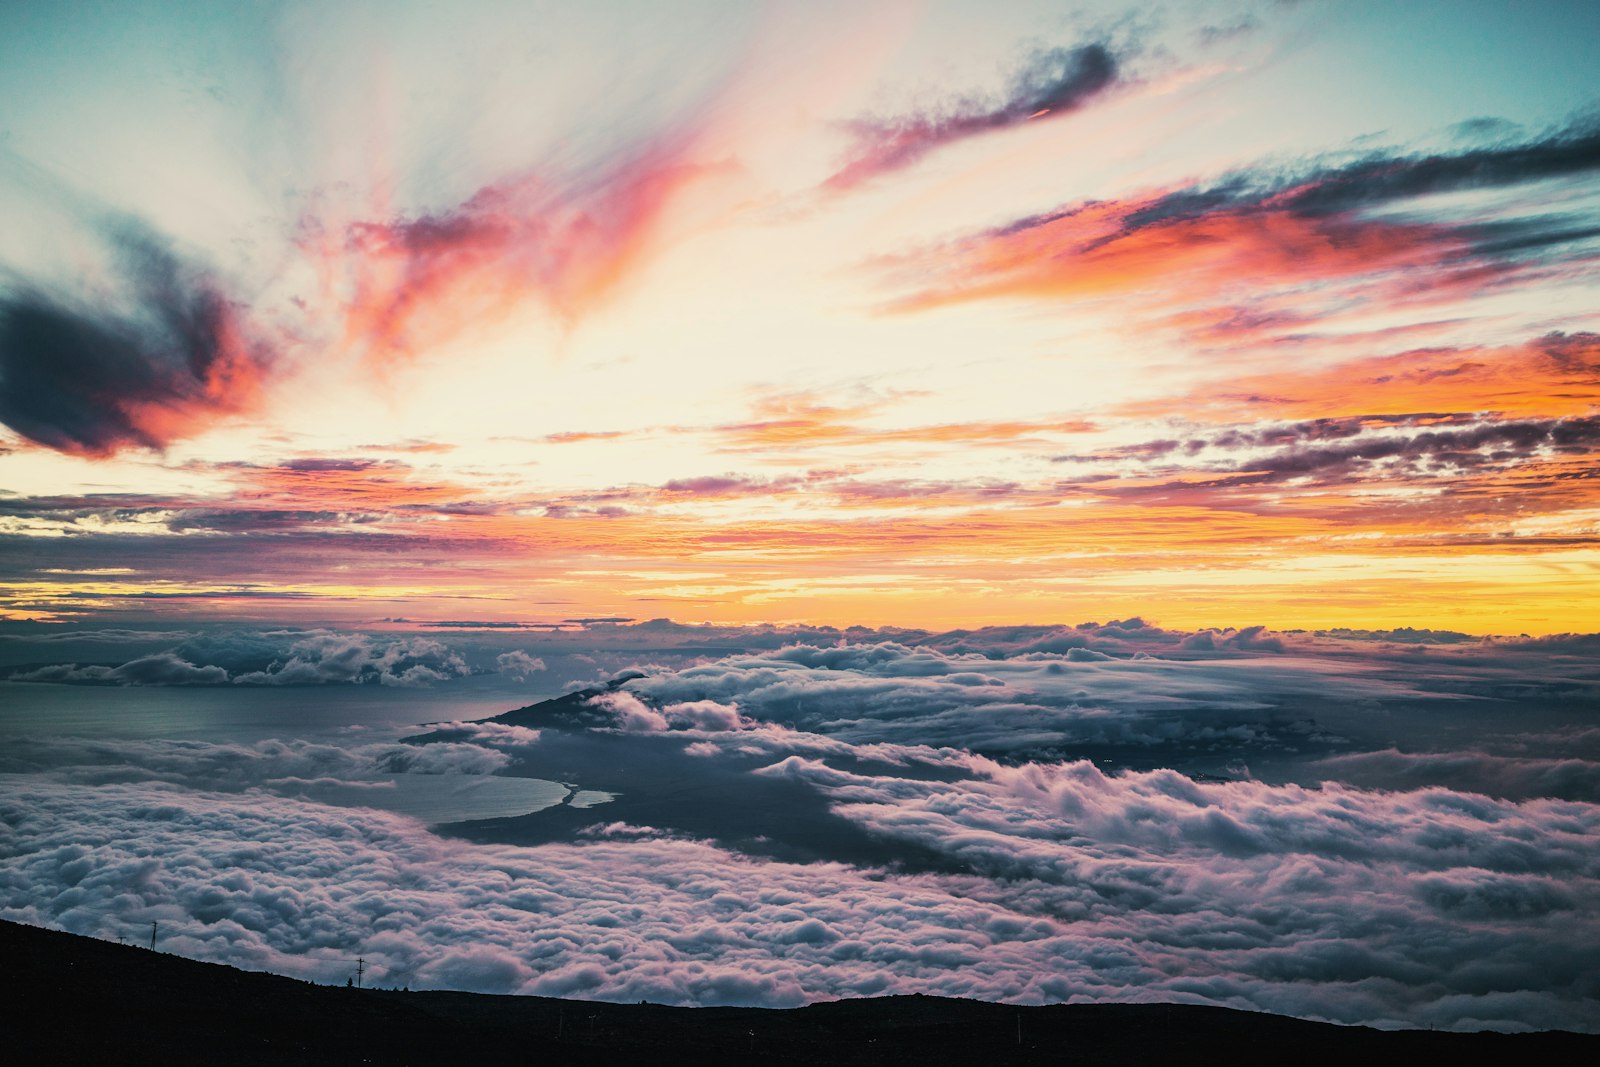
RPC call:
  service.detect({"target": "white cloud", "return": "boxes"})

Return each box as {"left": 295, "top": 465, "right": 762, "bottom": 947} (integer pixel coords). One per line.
{"left": 495, "top": 650, "right": 547, "bottom": 680}
{"left": 2, "top": 758, "right": 1596, "bottom": 1030}
{"left": 4, "top": 627, "right": 1598, "bottom": 1032}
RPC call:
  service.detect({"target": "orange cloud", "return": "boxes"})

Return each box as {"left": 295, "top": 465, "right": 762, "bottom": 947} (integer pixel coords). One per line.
{"left": 885, "top": 125, "right": 1600, "bottom": 353}
{"left": 323, "top": 150, "right": 724, "bottom": 365}
{"left": 714, "top": 393, "right": 1096, "bottom": 453}
{"left": 889, "top": 192, "right": 1466, "bottom": 318}
{"left": 1127, "top": 332, "right": 1600, "bottom": 422}
{"left": 0, "top": 227, "right": 276, "bottom": 457}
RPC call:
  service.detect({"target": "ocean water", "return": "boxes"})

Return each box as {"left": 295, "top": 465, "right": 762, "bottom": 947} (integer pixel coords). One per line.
{"left": 0, "top": 675, "right": 530, "bottom": 742}
{"left": 0, "top": 676, "right": 589, "bottom": 824}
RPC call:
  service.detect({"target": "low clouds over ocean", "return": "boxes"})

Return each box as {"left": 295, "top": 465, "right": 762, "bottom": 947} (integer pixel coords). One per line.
{"left": 2, "top": 621, "right": 1597, "bottom": 1030}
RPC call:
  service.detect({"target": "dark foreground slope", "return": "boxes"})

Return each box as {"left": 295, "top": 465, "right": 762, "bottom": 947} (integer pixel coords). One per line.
{"left": 2, "top": 919, "right": 1591, "bottom": 1065}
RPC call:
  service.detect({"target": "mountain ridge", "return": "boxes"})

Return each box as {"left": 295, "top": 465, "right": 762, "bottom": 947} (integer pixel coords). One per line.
{"left": 4, "top": 918, "right": 1592, "bottom": 1064}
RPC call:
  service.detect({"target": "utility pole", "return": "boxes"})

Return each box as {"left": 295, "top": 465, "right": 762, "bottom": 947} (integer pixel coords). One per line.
{"left": 149, "top": 922, "right": 158, "bottom": 951}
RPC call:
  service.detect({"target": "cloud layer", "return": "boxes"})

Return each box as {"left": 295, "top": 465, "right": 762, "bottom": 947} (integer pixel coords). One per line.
{"left": 7, "top": 629, "right": 500, "bottom": 687}
{"left": 3, "top": 759, "right": 1595, "bottom": 1030}
{"left": 4, "top": 628, "right": 1598, "bottom": 1030}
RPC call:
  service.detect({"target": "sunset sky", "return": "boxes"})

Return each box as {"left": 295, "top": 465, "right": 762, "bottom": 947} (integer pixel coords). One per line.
{"left": 2, "top": 0, "right": 1598, "bottom": 634}
{"left": 4, "top": 2, "right": 1600, "bottom": 1034}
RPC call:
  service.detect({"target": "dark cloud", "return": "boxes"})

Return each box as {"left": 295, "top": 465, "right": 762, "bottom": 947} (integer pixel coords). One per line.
{"left": 1057, "top": 414, "right": 1477, "bottom": 465}
{"left": 659, "top": 475, "right": 776, "bottom": 495}
{"left": 1061, "top": 415, "right": 1600, "bottom": 497}
{"left": 826, "top": 43, "right": 1119, "bottom": 191}
{"left": 1272, "top": 124, "right": 1600, "bottom": 219}
{"left": 1232, "top": 415, "right": 1600, "bottom": 483}
{"left": 1178, "top": 626, "right": 1284, "bottom": 652}
{"left": 1110, "top": 121, "right": 1600, "bottom": 233}
{"left": 896, "top": 120, "right": 1600, "bottom": 335}
{"left": 1, "top": 627, "right": 196, "bottom": 644}
{"left": 9, "top": 652, "right": 228, "bottom": 686}
{"left": 274, "top": 458, "right": 393, "bottom": 473}
{"left": 1318, "top": 627, "right": 1479, "bottom": 645}
{"left": 0, "top": 222, "right": 270, "bottom": 456}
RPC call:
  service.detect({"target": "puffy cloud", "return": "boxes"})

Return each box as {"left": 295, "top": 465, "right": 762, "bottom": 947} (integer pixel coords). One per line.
{"left": 495, "top": 650, "right": 547, "bottom": 680}
{"left": 613, "top": 640, "right": 1372, "bottom": 760}
{"left": 1178, "top": 626, "right": 1284, "bottom": 653}
{"left": 587, "top": 691, "right": 671, "bottom": 733}
{"left": 233, "top": 633, "right": 469, "bottom": 688}
{"left": 581, "top": 691, "right": 747, "bottom": 734}
{"left": 5, "top": 624, "right": 1597, "bottom": 1033}
{"left": 420, "top": 945, "right": 534, "bottom": 994}
{"left": 421, "top": 721, "right": 545, "bottom": 748}
{"left": 3, "top": 763, "right": 1596, "bottom": 1030}
{"left": 662, "top": 700, "right": 744, "bottom": 732}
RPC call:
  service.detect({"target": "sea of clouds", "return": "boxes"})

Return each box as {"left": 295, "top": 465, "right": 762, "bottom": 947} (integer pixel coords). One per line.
{"left": 2, "top": 621, "right": 1596, "bottom": 1031}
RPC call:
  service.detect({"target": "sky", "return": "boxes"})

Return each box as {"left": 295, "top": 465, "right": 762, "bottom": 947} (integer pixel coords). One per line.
{"left": 0, "top": 0, "right": 1597, "bottom": 635}
{"left": 2, "top": 0, "right": 1600, "bottom": 1036}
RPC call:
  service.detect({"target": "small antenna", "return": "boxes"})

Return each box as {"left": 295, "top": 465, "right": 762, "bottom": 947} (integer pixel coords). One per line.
{"left": 356, "top": 957, "right": 365, "bottom": 989}
{"left": 149, "top": 921, "right": 158, "bottom": 951}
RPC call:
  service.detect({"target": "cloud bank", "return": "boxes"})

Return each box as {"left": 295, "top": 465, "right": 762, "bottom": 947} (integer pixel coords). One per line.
{"left": 3, "top": 626, "right": 1598, "bottom": 1031}
{"left": 3, "top": 761, "right": 1595, "bottom": 1030}
{"left": 5, "top": 629, "right": 541, "bottom": 688}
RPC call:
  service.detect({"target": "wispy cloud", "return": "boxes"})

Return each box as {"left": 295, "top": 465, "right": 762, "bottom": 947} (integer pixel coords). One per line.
{"left": 712, "top": 392, "right": 1095, "bottom": 453}
{"left": 318, "top": 142, "right": 730, "bottom": 364}
{"left": 1119, "top": 332, "right": 1600, "bottom": 423}
{"left": 824, "top": 42, "right": 1122, "bottom": 192}
{"left": 885, "top": 122, "right": 1600, "bottom": 342}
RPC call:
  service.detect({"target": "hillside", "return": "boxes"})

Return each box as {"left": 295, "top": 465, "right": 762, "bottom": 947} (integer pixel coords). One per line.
{"left": 3, "top": 919, "right": 1591, "bottom": 1064}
